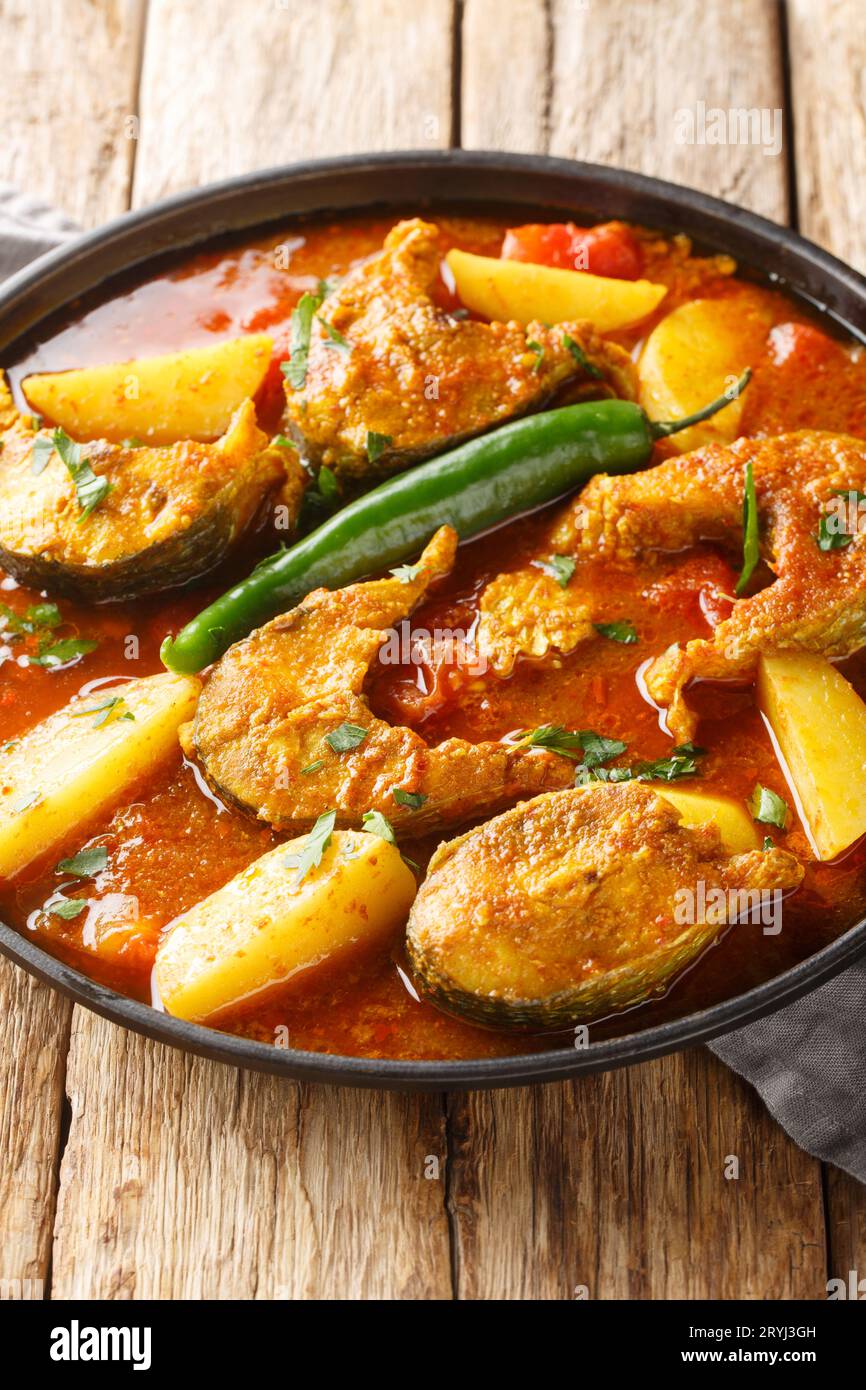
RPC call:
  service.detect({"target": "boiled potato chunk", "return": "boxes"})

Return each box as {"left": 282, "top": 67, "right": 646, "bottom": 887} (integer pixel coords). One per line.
{"left": 22, "top": 334, "right": 272, "bottom": 445}
{"left": 155, "top": 831, "right": 417, "bottom": 1023}
{"left": 758, "top": 653, "right": 866, "bottom": 860}
{"left": 0, "top": 673, "right": 200, "bottom": 879}
{"left": 638, "top": 298, "right": 772, "bottom": 452}
{"left": 445, "top": 248, "right": 667, "bottom": 332}
{"left": 655, "top": 787, "right": 759, "bottom": 854}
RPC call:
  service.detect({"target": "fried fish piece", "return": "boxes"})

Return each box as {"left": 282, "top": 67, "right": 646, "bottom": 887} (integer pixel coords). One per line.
{"left": 190, "top": 526, "right": 575, "bottom": 836}
{"left": 574, "top": 431, "right": 866, "bottom": 739}
{"left": 406, "top": 781, "right": 804, "bottom": 1029}
{"left": 283, "top": 218, "right": 637, "bottom": 477}
{"left": 0, "top": 375, "right": 299, "bottom": 601}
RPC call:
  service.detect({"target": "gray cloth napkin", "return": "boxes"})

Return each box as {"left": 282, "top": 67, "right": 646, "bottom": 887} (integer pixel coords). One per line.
{"left": 4, "top": 191, "right": 865, "bottom": 1184}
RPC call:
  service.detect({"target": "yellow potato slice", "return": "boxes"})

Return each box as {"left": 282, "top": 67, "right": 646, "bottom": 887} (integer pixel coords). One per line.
{"left": 638, "top": 298, "right": 772, "bottom": 452}
{"left": 22, "top": 334, "right": 273, "bottom": 444}
{"left": 155, "top": 831, "right": 417, "bottom": 1023}
{"left": 445, "top": 248, "right": 667, "bottom": 332}
{"left": 655, "top": 787, "right": 759, "bottom": 854}
{"left": 0, "top": 673, "right": 200, "bottom": 879}
{"left": 758, "top": 653, "right": 866, "bottom": 861}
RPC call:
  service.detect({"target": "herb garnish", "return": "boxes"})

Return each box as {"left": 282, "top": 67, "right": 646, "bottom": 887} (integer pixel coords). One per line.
{"left": 526, "top": 339, "right": 545, "bottom": 374}
{"left": 31, "top": 636, "right": 98, "bottom": 670}
{"left": 325, "top": 721, "right": 368, "bottom": 753}
{"left": 393, "top": 788, "right": 427, "bottom": 809}
{"left": 56, "top": 846, "right": 109, "bottom": 879}
{"left": 282, "top": 289, "right": 324, "bottom": 391}
{"left": 47, "top": 428, "right": 112, "bottom": 521}
{"left": 317, "top": 316, "right": 351, "bottom": 353}
{"left": 70, "top": 695, "right": 134, "bottom": 728}
{"left": 535, "top": 554, "right": 575, "bottom": 588}
{"left": 284, "top": 809, "right": 337, "bottom": 886}
{"left": 366, "top": 431, "right": 393, "bottom": 464}
{"left": 575, "top": 742, "right": 706, "bottom": 785}
{"left": 30, "top": 433, "right": 56, "bottom": 476}
{"left": 563, "top": 333, "right": 604, "bottom": 380}
{"left": 317, "top": 465, "right": 339, "bottom": 499}
{"left": 749, "top": 784, "right": 788, "bottom": 828}
{"left": 389, "top": 562, "right": 422, "bottom": 584}
{"left": 735, "top": 460, "right": 759, "bottom": 595}
{"left": 300, "top": 759, "right": 325, "bottom": 775}
{"left": 594, "top": 620, "right": 638, "bottom": 644}
{"left": 520, "top": 725, "right": 627, "bottom": 766}
{"left": 0, "top": 601, "right": 61, "bottom": 638}
{"left": 47, "top": 898, "right": 88, "bottom": 920}
{"left": 361, "top": 809, "right": 396, "bottom": 843}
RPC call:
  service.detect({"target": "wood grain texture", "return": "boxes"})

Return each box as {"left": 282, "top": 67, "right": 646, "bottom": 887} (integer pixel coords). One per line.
{"left": 789, "top": 0, "right": 866, "bottom": 1273}
{"left": 0, "top": 0, "right": 146, "bottom": 1300}
{"left": 48, "top": 0, "right": 455, "bottom": 1301}
{"left": 448, "top": 1053, "right": 826, "bottom": 1299}
{"left": 463, "top": 0, "right": 788, "bottom": 221}
{"left": 51, "top": 1020, "right": 451, "bottom": 1299}
{"left": 132, "top": 0, "right": 456, "bottom": 202}
{"left": 0, "top": 0, "right": 146, "bottom": 227}
{"left": 788, "top": 0, "right": 866, "bottom": 271}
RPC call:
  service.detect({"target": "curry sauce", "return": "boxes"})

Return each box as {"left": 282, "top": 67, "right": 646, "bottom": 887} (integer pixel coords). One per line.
{"left": 3, "top": 212, "right": 866, "bottom": 1060}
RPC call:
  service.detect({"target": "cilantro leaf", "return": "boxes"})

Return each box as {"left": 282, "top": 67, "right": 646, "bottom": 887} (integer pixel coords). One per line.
{"left": 300, "top": 759, "right": 324, "bottom": 775}
{"left": 51, "top": 428, "right": 112, "bottom": 521}
{"left": 366, "top": 431, "right": 393, "bottom": 464}
{"left": 389, "top": 562, "right": 422, "bottom": 584}
{"left": 285, "top": 809, "right": 337, "bottom": 886}
{"left": 526, "top": 339, "right": 545, "bottom": 373}
{"left": 535, "top": 554, "right": 575, "bottom": 588}
{"left": 47, "top": 898, "right": 88, "bottom": 920}
{"left": 393, "top": 788, "right": 427, "bottom": 809}
{"left": 563, "top": 333, "right": 604, "bottom": 379}
{"left": 317, "top": 316, "right": 351, "bottom": 353}
{"left": 750, "top": 784, "right": 788, "bottom": 828}
{"left": 521, "top": 725, "right": 627, "bottom": 766}
{"left": 735, "top": 460, "right": 759, "bottom": 594}
{"left": 30, "top": 433, "right": 56, "bottom": 476}
{"left": 56, "top": 846, "right": 109, "bottom": 879}
{"left": 31, "top": 636, "right": 98, "bottom": 670}
{"left": 282, "top": 289, "right": 324, "bottom": 391}
{"left": 594, "top": 620, "right": 638, "bottom": 644}
{"left": 362, "top": 809, "right": 397, "bottom": 843}
{"left": 324, "top": 721, "right": 368, "bottom": 753}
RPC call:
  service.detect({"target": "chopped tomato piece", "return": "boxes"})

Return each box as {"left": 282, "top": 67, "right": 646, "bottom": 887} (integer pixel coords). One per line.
{"left": 501, "top": 221, "right": 643, "bottom": 279}
{"left": 769, "top": 321, "right": 839, "bottom": 370}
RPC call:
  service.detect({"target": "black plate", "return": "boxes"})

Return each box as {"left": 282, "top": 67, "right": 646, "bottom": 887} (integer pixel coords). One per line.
{"left": 2, "top": 151, "right": 866, "bottom": 1091}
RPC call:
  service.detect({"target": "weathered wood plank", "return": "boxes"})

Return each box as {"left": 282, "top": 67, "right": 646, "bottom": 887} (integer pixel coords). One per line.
{"left": 132, "top": 0, "right": 455, "bottom": 202}
{"left": 0, "top": 0, "right": 146, "bottom": 1300}
{"left": 789, "top": 0, "right": 866, "bottom": 1269}
{"left": 463, "top": 0, "right": 788, "bottom": 221}
{"left": 0, "top": 0, "right": 146, "bottom": 228}
{"left": 51, "top": 1020, "right": 451, "bottom": 1299}
{"left": 788, "top": 0, "right": 866, "bottom": 270}
{"left": 49, "top": 0, "right": 456, "bottom": 1301}
{"left": 449, "top": 1053, "right": 827, "bottom": 1299}
{"left": 454, "top": 0, "right": 826, "bottom": 1300}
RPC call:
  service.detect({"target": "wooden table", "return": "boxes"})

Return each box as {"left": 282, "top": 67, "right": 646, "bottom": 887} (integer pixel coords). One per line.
{"left": 2, "top": 0, "right": 865, "bottom": 1301}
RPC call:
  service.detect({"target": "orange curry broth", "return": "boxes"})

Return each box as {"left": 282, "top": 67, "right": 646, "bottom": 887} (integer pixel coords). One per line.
{"left": 3, "top": 211, "right": 866, "bottom": 1061}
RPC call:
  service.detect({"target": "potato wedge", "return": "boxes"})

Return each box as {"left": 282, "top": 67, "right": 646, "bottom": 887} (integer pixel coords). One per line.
{"left": 445, "top": 248, "right": 667, "bottom": 332}
{"left": 638, "top": 298, "right": 772, "bottom": 452}
{"left": 758, "top": 653, "right": 866, "bottom": 860}
{"left": 155, "top": 831, "right": 417, "bottom": 1023}
{"left": 0, "top": 673, "right": 200, "bottom": 879}
{"left": 655, "top": 787, "right": 760, "bottom": 854}
{"left": 22, "top": 334, "right": 273, "bottom": 444}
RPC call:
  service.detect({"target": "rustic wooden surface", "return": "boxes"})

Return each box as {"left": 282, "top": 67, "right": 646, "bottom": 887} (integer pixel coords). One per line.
{"left": 1, "top": 0, "right": 865, "bottom": 1300}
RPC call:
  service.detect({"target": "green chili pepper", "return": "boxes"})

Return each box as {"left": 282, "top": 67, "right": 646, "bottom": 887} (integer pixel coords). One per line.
{"left": 161, "top": 371, "right": 750, "bottom": 674}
